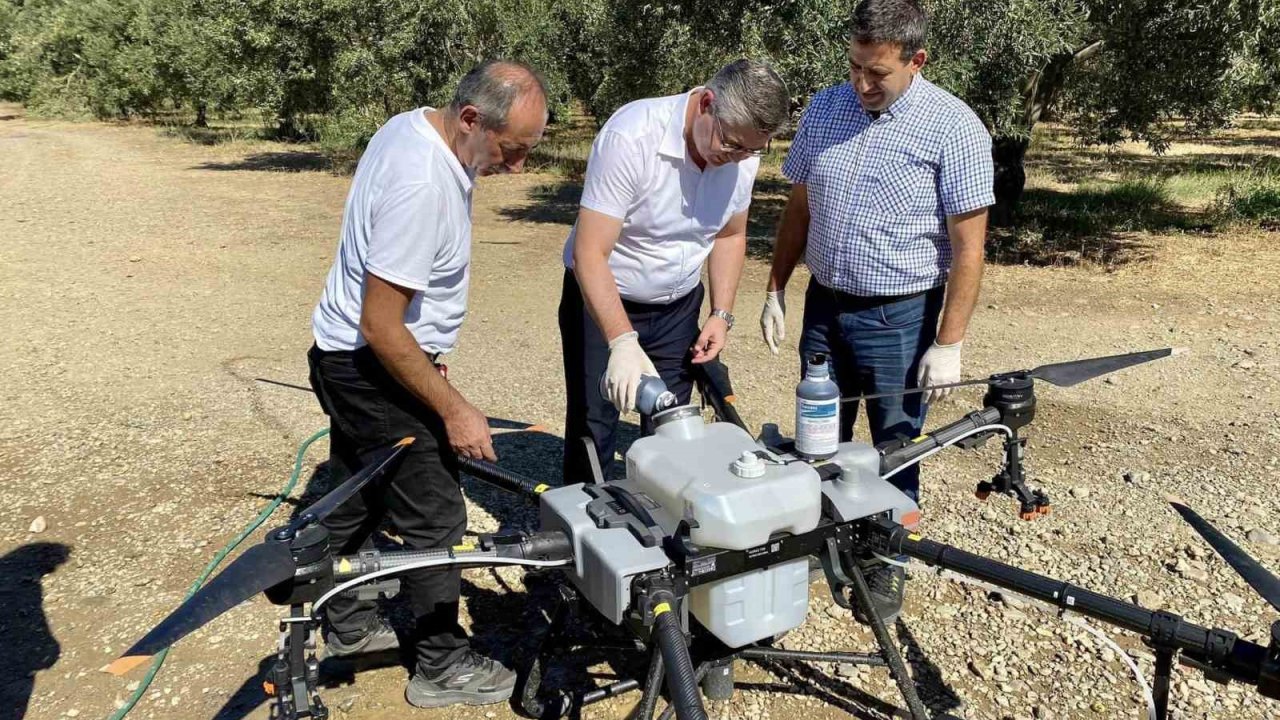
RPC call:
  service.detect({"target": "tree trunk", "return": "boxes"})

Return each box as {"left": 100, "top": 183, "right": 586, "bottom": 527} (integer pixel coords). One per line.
{"left": 991, "top": 39, "right": 1105, "bottom": 223}
{"left": 990, "top": 136, "right": 1029, "bottom": 227}
{"left": 195, "top": 102, "right": 208, "bottom": 128}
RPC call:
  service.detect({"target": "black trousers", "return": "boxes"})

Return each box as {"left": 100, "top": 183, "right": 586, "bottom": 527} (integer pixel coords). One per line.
{"left": 558, "top": 269, "right": 703, "bottom": 482}
{"left": 307, "top": 344, "right": 469, "bottom": 673}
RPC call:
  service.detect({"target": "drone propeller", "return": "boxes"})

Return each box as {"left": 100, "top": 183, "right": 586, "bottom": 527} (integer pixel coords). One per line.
{"left": 105, "top": 541, "right": 296, "bottom": 675}
{"left": 105, "top": 438, "right": 414, "bottom": 676}
{"left": 843, "top": 347, "right": 1180, "bottom": 403}
{"left": 287, "top": 437, "right": 414, "bottom": 530}
{"left": 1168, "top": 496, "right": 1280, "bottom": 614}
{"left": 1028, "top": 347, "right": 1177, "bottom": 387}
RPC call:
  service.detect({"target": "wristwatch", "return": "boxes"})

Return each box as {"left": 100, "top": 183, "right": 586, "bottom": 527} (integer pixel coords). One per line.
{"left": 710, "top": 308, "right": 735, "bottom": 330}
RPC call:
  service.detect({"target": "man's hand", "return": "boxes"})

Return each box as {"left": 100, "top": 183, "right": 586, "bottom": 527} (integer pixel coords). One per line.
{"left": 760, "top": 290, "right": 786, "bottom": 354}
{"left": 605, "top": 331, "right": 658, "bottom": 413}
{"left": 442, "top": 399, "right": 497, "bottom": 461}
{"left": 917, "top": 340, "right": 963, "bottom": 404}
{"left": 691, "top": 316, "right": 729, "bottom": 364}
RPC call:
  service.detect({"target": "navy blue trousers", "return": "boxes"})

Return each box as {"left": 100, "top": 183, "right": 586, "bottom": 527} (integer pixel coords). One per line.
{"left": 559, "top": 269, "right": 703, "bottom": 482}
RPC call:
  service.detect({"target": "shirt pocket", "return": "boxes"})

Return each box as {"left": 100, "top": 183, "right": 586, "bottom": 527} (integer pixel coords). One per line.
{"left": 865, "top": 157, "right": 934, "bottom": 217}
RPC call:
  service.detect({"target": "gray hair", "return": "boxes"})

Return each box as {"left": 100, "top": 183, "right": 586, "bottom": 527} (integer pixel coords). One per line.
{"left": 706, "top": 59, "right": 790, "bottom": 136}
{"left": 449, "top": 59, "right": 547, "bottom": 130}
{"left": 852, "top": 0, "right": 928, "bottom": 61}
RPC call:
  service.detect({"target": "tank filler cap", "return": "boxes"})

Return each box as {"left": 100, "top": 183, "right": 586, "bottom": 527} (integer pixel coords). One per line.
{"left": 731, "top": 451, "right": 766, "bottom": 479}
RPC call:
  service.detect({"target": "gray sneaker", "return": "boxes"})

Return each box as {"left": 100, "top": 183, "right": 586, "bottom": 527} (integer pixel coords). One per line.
{"left": 405, "top": 650, "right": 517, "bottom": 708}
{"left": 323, "top": 618, "right": 401, "bottom": 659}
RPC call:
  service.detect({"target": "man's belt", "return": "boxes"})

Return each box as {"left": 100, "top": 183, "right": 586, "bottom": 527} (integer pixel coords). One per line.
{"left": 815, "top": 281, "right": 936, "bottom": 312}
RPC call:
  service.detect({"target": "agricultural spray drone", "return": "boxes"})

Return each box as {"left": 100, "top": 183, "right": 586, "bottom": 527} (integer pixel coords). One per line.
{"left": 107, "top": 348, "right": 1280, "bottom": 720}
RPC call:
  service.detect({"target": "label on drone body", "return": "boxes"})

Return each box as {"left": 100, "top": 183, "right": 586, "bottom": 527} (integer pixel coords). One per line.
{"left": 690, "top": 556, "right": 717, "bottom": 577}
{"left": 796, "top": 397, "right": 839, "bottom": 456}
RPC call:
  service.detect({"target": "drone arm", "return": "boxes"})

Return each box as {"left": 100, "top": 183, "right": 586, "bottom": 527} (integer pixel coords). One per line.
{"left": 458, "top": 456, "right": 552, "bottom": 499}
{"left": 331, "top": 531, "right": 574, "bottom": 581}
{"left": 878, "top": 407, "right": 1005, "bottom": 476}
{"left": 870, "top": 517, "right": 1276, "bottom": 694}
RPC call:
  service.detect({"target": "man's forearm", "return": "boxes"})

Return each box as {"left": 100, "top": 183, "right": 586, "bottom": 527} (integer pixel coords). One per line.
{"left": 366, "top": 323, "right": 464, "bottom": 417}
{"left": 937, "top": 209, "right": 987, "bottom": 345}
{"left": 767, "top": 186, "right": 810, "bottom": 292}
{"left": 573, "top": 252, "right": 633, "bottom": 342}
{"left": 707, "top": 232, "right": 746, "bottom": 313}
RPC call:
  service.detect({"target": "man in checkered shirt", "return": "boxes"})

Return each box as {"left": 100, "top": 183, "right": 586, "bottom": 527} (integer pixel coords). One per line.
{"left": 759, "top": 0, "right": 994, "bottom": 622}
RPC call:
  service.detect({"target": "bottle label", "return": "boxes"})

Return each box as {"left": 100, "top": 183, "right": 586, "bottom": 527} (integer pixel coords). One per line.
{"left": 796, "top": 397, "right": 839, "bottom": 456}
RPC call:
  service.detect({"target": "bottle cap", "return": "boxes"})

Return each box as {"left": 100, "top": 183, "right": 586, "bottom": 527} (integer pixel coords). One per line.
{"left": 731, "top": 450, "right": 766, "bottom": 479}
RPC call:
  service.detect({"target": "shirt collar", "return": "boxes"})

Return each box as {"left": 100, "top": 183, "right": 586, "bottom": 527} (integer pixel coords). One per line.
{"left": 849, "top": 75, "right": 923, "bottom": 121}
{"left": 413, "top": 107, "right": 475, "bottom": 193}
{"left": 658, "top": 89, "right": 699, "bottom": 160}
{"left": 885, "top": 75, "right": 923, "bottom": 118}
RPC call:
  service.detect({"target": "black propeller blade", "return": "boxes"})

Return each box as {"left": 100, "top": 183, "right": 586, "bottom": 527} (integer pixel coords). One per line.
{"left": 287, "top": 437, "right": 414, "bottom": 531}
{"left": 107, "top": 437, "right": 415, "bottom": 675}
{"left": 252, "top": 378, "right": 548, "bottom": 436}
{"left": 1029, "top": 348, "right": 1177, "bottom": 387}
{"left": 841, "top": 347, "right": 1179, "bottom": 403}
{"left": 106, "top": 541, "right": 294, "bottom": 675}
{"left": 1168, "top": 496, "right": 1280, "bottom": 614}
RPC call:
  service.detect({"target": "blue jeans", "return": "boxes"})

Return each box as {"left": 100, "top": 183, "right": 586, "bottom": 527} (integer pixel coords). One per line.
{"left": 798, "top": 277, "right": 945, "bottom": 501}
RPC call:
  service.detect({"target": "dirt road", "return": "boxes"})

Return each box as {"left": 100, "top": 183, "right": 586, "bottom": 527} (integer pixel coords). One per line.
{"left": 2, "top": 104, "right": 1279, "bottom": 720}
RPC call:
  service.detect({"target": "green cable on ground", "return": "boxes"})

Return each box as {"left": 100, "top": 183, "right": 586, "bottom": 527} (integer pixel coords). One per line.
{"left": 108, "top": 428, "right": 331, "bottom": 720}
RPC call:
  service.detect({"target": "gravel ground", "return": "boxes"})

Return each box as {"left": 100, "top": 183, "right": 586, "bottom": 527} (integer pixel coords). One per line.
{"left": 2, "top": 104, "right": 1279, "bottom": 720}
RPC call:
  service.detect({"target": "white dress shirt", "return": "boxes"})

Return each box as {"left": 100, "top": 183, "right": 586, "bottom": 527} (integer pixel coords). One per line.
{"left": 562, "top": 90, "right": 758, "bottom": 304}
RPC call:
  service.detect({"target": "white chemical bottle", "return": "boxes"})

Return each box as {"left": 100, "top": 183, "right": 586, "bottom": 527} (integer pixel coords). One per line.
{"left": 795, "top": 354, "right": 840, "bottom": 459}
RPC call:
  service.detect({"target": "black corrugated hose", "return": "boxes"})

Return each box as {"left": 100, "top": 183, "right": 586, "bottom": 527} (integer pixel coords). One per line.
{"left": 649, "top": 590, "right": 708, "bottom": 720}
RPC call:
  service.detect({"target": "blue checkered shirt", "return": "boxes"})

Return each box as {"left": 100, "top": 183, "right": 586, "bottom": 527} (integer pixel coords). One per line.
{"left": 783, "top": 76, "right": 994, "bottom": 296}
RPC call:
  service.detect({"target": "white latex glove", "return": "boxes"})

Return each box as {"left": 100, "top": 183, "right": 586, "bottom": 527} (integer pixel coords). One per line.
{"left": 917, "top": 340, "right": 963, "bottom": 404}
{"left": 605, "top": 331, "right": 657, "bottom": 413}
{"left": 760, "top": 290, "right": 786, "bottom": 354}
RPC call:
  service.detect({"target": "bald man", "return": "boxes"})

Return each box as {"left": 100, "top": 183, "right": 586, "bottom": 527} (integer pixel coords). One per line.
{"left": 307, "top": 60, "right": 547, "bottom": 708}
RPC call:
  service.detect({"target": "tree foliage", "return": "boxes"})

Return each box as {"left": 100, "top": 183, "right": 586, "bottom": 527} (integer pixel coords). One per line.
{"left": 0, "top": 0, "right": 1275, "bottom": 168}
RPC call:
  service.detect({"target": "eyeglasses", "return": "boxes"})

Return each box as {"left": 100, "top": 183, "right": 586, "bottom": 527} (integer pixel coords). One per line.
{"left": 712, "top": 112, "right": 770, "bottom": 158}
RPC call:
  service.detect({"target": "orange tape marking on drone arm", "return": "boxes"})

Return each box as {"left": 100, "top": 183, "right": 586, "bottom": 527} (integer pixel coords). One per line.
{"left": 900, "top": 510, "right": 921, "bottom": 530}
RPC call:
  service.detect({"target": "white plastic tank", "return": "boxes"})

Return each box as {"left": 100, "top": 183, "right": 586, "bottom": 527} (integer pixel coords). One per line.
{"left": 625, "top": 407, "right": 822, "bottom": 647}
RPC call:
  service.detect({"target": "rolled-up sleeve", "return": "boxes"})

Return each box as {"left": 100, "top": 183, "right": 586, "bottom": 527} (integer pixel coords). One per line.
{"left": 938, "top": 113, "right": 995, "bottom": 216}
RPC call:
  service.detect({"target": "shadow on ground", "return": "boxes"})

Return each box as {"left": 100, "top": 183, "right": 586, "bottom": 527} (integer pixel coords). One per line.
{"left": 196, "top": 152, "right": 332, "bottom": 173}
{"left": 0, "top": 542, "right": 71, "bottom": 720}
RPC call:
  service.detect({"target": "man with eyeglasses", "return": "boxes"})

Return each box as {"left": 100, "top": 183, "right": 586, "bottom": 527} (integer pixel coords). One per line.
{"left": 760, "top": 0, "right": 994, "bottom": 624}
{"left": 559, "top": 59, "right": 789, "bottom": 482}
{"left": 307, "top": 60, "right": 546, "bottom": 708}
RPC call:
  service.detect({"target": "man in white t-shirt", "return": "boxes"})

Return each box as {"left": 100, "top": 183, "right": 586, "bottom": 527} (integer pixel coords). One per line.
{"left": 559, "top": 59, "right": 790, "bottom": 482}
{"left": 307, "top": 60, "right": 546, "bottom": 709}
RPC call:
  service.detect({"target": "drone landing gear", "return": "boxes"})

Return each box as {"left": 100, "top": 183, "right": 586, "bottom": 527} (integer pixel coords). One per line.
{"left": 266, "top": 604, "right": 328, "bottom": 720}
{"left": 517, "top": 559, "right": 955, "bottom": 720}
{"left": 975, "top": 431, "right": 1051, "bottom": 520}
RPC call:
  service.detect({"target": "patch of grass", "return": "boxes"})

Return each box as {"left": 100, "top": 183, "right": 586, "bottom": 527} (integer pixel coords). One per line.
{"left": 1211, "top": 172, "right": 1280, "bottom": 228}
{"left": 1027, "top": 176, "right": 1183, "bottom": 233}
{"left": 160, "top": 121, "right": 275, "bottom": 146}
{"left": 989, "top": 177, "right": 1191, "bottom": 267}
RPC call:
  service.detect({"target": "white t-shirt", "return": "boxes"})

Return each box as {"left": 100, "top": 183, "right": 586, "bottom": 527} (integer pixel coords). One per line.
{"left": 562, "top": 91, "right": 759, "bottom": 304}
{"left": 312, "top": 108, "right": 474, "bottom": 354}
